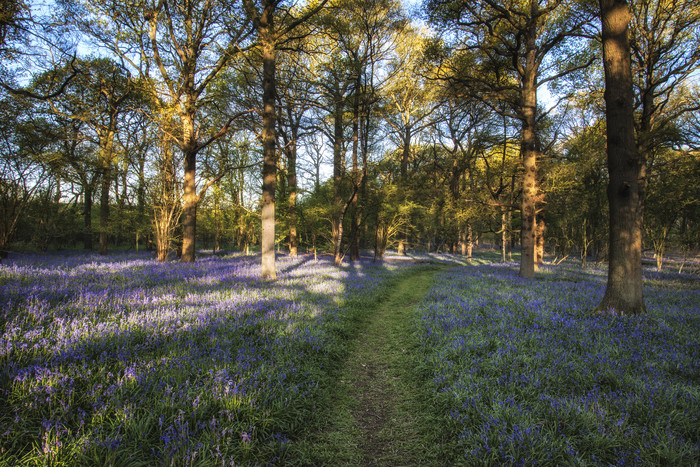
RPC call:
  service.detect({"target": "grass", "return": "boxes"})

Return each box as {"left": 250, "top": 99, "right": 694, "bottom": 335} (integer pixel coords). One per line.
{"left": 294, "top": 264, "right": 445, "bottom": 465}
{"left": 414, "top": 260, "right": 700, "bottom": 465}
{"left": 0, "top": 252, "right": 415, "bottom": 465}
{"left": 1, "top": 251, "right": 698, "bottom": 465}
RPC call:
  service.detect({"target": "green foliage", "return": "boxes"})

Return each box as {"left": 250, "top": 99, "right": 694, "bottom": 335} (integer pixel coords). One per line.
{"left": 545, "top": 119, "right": 609, "bottom": 261}
{"left": 645, "top": 147, "right": 700, "bottom": 260}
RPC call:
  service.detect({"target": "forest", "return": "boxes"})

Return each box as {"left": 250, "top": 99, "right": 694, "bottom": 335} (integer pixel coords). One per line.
{"left": 0, "top": 0, "right": 699, "bottom": 464}
{"left": 1, "top": 0, "right": 697, "bottom": 277}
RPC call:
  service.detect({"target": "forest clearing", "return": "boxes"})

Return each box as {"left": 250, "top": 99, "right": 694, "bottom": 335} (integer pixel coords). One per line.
{"left": 1, "top": 0, "right": 699, "bottom": 463}
{"left": 0, "top": 251, "right": 698, "bottom": 465}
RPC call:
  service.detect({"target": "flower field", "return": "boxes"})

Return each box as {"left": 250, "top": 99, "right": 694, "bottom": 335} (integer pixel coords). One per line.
{"left": 1, "top": 251, "right": 699, "bottom": 465}
{"left": 415, "top": 262, "right": 700, "bottom": 465}
{"left": 0, "top": 252, "right": 409, "bottom": 465}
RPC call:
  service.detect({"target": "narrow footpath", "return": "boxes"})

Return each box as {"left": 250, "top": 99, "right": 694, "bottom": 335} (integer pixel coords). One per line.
{"left": 303, "top": 265, "right": 444, "bottom": 465}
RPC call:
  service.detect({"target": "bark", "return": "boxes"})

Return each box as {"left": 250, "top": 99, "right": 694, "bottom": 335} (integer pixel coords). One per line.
{"left": 181, "top": 122, "right": 198, "bottom": 263}
{"left": 287, "top": 137, "right": 298, "bottom": 257}
{"left": 331, "top": 97, "right": 344, "bottom": 262}
{"left": 400, "top": 126, "right": 410, "bottom": 177}
{"left": 260, "top": 6, "right": 277, "bottom": 279}
{"left": 536, "top": 217, "right": 545, "bottom": 265}
{"left": 83, "top": 187, "right": 93, "bottom": 250}
{"left": 501, "top": 208, "right": 508, "bottom": 263}
{"left": 99, "top": 160, "right": 110, "bottom": 254}
{"left": 596, "top": 0, "right": 646, "bottom": 314}
{"left": 519, "top": 25, "right": 539, "bottom": 279}
{"left": 373, "top": 225, "right": 386, "bottom": 261}
{"left": 466, "top": 223, "right": 473, "bottom": 261}
{"left": 333, "top": 209, "right": 346, "bottom": 265}
{"left": 334, "top": 177, "right": 362, "bottom": 265}
{"left": 350, "top": 87, "right": 360, "bottom": 261}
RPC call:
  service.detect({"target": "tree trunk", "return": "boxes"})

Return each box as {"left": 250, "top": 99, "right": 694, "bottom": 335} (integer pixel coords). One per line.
{"left": 98, "top": 131, "right": 115, "bottom": 255}
{"left": 519, "top": 30, "right": 539, "bottom": 279}
{"left": 349, "top": 85, "right": 360, "bottom": 261}
{"left": 467, "top": 223, "right": 473, "bottom": 261}
{"left": 335, "top": 179, "right": 361, "bottom": 265}
{"left": 596, "top": 0, "right": 646, "bottom": 314}
{"left": 501, "top": 208, "right": 508, "bottom": 263}
{"left": 99, "top": 163, "right": 110, "bottom": 254}
{"left": 287, "top": 132, "right": 298, "bottom": 257}
{"left": 332, "top": 97, "right": 344, "bottom": 263}
{"left": 536, "top": 216, "right": 545, "bottom": 264}
{"left": 83, "top": 186, "right": 93, "bottom": 250}
{"left": 400, "top": 126, "right": 410, "bottom": 178}
{"left": 181, "top": 140, "right": 197, "bottom": 263}
{"left": 260, "top": 5, "right": 277, "bottom": 279}
{"left": 334, "top": 212, "right": 346, "bottom": 265}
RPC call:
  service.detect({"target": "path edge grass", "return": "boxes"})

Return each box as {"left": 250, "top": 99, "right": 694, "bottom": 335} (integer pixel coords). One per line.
{"left": 288, "top": 262, "right": 449, "bottom": 465}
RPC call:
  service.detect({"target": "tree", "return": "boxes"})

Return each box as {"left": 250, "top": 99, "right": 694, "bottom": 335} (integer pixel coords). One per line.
{"left": 40, "top": 58, "right": 135, "bottom": 254}
{"left": 382, "top": 25, "right": 436, "bottom": 255}
{"left": 431, "top": 88, "right": 498, "bottom": 257}
{"left": 151, "top": 127, "right": 182, "bottom": 261}
{"left": 595, "top": 0, "right": 646, "bottom": 314}
{"left": 427, "top": 0, "right": 596, "bottom": 278}
{"left": 48, "top": 115, "right": 99, "bottom": 250}
{"left": 276, "top": 50, "right": 315, "bottom": 257}
{"left": 314, "top": 0, "right": 401, "bottom": 264}
{"left": 243, "top": 0, "right": 328, "bottom": 278}
{"left": 629, "top": 0, "right": 700, "bottom": 185}
{"left": 66, "top": 0, "right": 254, "bottom": 262}
{"left": 312, "top": 47, "right": 353, "bottom": 264}
{"left": 546, "top": 118, "right": 608, "bottom": 264}
{"left": 0, "top": 0, "right": 27, "bottom": 56}
{"left": 0, "top": 94, "right": 49, "bottom": 259}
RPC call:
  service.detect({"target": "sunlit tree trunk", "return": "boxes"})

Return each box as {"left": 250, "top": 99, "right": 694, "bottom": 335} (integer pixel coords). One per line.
{"left": 596, "top": 0, "right": 646, "bottom": 314}
{"left": 508, "top": 178, "right": 514, "bottom": 261}
{"left": 260, "top": 2, "right": 277, "bottom": 279}
{"left": 519, "top": 24, "right": 539, "bottom": 278}
{"left": 466, "top": 223, "right": 473, "bottom": 261}
{"left": 536, "top": 217, "right": 545, "bottom": 264}
{"left": 181, "top": 111, "right": 198, "bottom": 263}
{"left": 334, "top": 209, "right": 346, "bottom": 265}
{"left": 332, "top": 98, "right": 344, "bottom": 265}
{"left": 287, "top": 136, "right": 298, "bottom": 257}
{"left": 501, "top": 208, "right": 508, "bottom": 262}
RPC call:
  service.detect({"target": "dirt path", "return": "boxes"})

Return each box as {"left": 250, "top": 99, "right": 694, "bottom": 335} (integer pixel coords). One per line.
{"left": 327, "top": 266, "right": 443, "bottom": 466}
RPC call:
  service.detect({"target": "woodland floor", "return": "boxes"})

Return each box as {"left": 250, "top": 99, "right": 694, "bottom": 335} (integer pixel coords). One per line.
{"left": 300, "top": 265, "right": 444, "bottom": 465}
